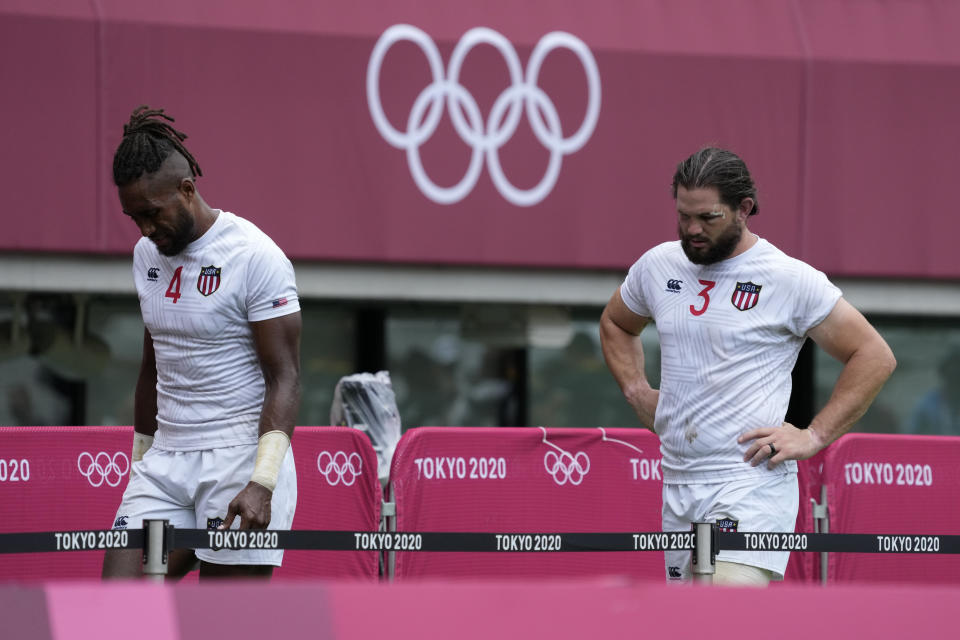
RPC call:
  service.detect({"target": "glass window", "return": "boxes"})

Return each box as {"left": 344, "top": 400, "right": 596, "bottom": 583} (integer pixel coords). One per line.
{"left": 0, "top": 293, "right": 358, "bottom": 428}
{"left": 813, "top": 317, "right": 960, "bottom": 436}
{"left": 299, "top": 302, "right": 356, "bottom": 426}
{"left": 85, "top": 296, "right": 143, "bottom": 426}
{"left": 386, "top": 306, "right": 521, "bottom": 429}
{"left": 527, "top": 310, "right": 657, "bottom": 429}
{"left": 0, "top": 293, "right": 85, "bottom": 426}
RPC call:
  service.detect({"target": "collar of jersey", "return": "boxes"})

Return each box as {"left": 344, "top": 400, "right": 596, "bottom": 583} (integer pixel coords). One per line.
{"left": 183, "top": 209, "right": 228, "bottom": 254}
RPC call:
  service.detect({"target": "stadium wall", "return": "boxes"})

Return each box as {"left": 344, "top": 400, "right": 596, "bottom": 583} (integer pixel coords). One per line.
{"left": 2, "top": 0, "right": 960, "bottom": 278}
{"left": 2, "top": 1, "right": 960, "bottom": 434}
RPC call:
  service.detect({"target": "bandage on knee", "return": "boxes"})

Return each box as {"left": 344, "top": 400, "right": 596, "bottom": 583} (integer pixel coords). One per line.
{"left": 713, "top": 561, "right": 772, "bottom": 586}
{"left": 250, "top": 430, "right": 291, "bottom": 491}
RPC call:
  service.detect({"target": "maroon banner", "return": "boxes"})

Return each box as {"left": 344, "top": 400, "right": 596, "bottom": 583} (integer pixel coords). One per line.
{"left": 777, "top": 451, "right": 826, "bottom": 584}
{"left": 821, "top": 433, "right": 960, "bottom": 584}
{"left": 2, "top": 2, "right": 960, "bottom": 277}
{"left": 0, "top": 426, "right": 380, "bottom": 581}
{"left": 388, "top": 426, "right": 664, "bottom": 579}
{"left": 0, "top": 426, "right": 130, "bottom": 581}
{"left": 276, "top": 427, "right": 381, "bottom": 580}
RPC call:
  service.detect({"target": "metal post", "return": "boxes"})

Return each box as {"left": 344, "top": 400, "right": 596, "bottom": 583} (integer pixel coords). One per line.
{"left": 382, "top": 500, "right": 396, "bottom": 582}
{"left": 142, "top": 519, "right": 169, "bottom": 581}
{"left": 814, "top": 485, "right": 830, "bottom": 585}
{"left": 691, "top": 522, "right": 715, "bottom": 585}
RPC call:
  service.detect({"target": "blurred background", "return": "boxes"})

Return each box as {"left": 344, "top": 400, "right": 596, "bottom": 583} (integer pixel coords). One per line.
{"left": 2, "top": 0, "right": 959, "bottom": 435}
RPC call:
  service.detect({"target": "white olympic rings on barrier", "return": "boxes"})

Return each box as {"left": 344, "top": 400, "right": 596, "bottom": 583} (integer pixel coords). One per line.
{"left": 544, "top": 450, "right": 590, "bottom": 486}
{"left": 367, "top": 24, "right": 601, "bottom": 207}
{"left": 318, "top": 451, "right": 363, "bottom": 486}
{"left": 77, "top": 451, "right": 129, "bottom": 488}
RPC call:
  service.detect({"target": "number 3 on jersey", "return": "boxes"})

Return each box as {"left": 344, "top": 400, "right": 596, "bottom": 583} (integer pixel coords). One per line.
{"left": 690, "top": 279, "right": 716, "bottom": 316}
{"left": 165, "top": 266, "right": 183, "bottom": 304}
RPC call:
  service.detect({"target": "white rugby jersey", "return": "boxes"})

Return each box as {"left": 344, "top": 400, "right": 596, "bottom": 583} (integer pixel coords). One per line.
{"left": 132, "top": 210, "right": 300, "bottom": 451}
{"left": 620, "top": 238, "right": 840, "bottom": 484}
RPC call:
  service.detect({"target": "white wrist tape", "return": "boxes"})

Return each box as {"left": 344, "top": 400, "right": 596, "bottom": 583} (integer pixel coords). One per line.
{"left": 250, "top": 430, "right": 291, "bottom": 492}
{"left": 132, "top": 432, "right": 154, "bottom": 463}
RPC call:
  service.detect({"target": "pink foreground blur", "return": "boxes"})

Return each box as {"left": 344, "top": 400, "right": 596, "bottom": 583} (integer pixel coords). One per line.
{"left": 47, "top": 584, "right": 178, "bottom": 640}
{"left": 3, "top": 579, "right": 955, "bottom": 640}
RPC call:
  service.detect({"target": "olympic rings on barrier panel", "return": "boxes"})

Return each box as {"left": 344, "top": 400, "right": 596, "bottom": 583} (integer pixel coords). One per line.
{"left": 317, "top": 451, "right": 363, "bottom": 487}
{"left": 77, "top": 451, "right": 129, "bottom": 488}
{"left": 367, "top": 24, "right": 601, "bottom": 206}
{"left": 544, "top": 450, "right": 590, "bottom": 485}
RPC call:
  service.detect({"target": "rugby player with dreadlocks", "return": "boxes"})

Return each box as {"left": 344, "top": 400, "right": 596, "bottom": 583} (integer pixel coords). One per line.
{"left": 103, "top": 106, "right": 302, "bottom": 580}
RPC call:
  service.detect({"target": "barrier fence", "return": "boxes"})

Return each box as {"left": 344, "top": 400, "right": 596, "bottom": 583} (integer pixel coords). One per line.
{"left": 387, "top": 426, "right": 664, "bottom": 579}
{"left": 0, "top": 426, "right": 382, "bottom": 582}
{"left": 1, "top": 426, "right": 958, "bottom": 583}
{"left": 3, "top": 521, "right": 960, "bottom": 588}
{"left": 4, "top": 526, "right": 960, "bottom": 555}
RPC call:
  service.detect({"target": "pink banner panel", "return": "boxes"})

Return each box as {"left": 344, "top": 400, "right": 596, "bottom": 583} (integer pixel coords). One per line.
{"left": 389, "top": 426, "right": 663, "bottom": 579}
{"left": 275, "top": 427, "right": 381, "bottom": 580}
{"left": 822, "top": 433, "right": 960, "bottom": 584}
{"left": 0, "top": 426, "right": 131, "bottom": 581}
{"left": 780, "top": 451, "right": 826, "bottom": 584}
{"left": 3, "top": 1, "right": 960, "bottom": 277}
{"left": 0, "top": 426, "right": 381, "bottom": 582}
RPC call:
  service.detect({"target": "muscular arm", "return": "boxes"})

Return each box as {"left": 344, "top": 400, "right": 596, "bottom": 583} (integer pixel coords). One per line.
{"left": 134, "top": 328, "right": 158, "bottom": 437}
{"left": 252, "top": 311, "right": 302, "bottom": 441}
{"left": 599, "top": 288, "right": 658, "bottom": 430}
{"left": 222, "top": 311, "right": 302, "bottom": 530}
{"left": 805, "top": 298, "right": 896, "bottom": 445}
{"left": 741, "top": 298, "right": 896, "bottom": 465}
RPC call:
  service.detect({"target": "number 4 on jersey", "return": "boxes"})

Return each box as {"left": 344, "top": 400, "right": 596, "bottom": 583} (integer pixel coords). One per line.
{"left": 165, "top": 266, "right": 183, "bottom": 304}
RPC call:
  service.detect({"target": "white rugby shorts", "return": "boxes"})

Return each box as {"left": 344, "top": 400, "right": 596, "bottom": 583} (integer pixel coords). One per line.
{"left": 662, "top": 472, "right": 798, "bottom": 581}
{"left": 111, "top": 443, "right": 297, "bottom": 566}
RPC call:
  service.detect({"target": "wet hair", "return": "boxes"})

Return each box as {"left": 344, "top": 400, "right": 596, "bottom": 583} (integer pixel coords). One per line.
{"left": 112, "top": 105, "right": 202, "bottom": 187}
{"left": 671, "top": 147, "right": 759, "bottom": 216}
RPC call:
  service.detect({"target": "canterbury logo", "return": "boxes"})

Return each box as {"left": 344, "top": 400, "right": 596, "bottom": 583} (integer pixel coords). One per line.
{"left": 665, "top": 279, "right": 683, "bottom": 292}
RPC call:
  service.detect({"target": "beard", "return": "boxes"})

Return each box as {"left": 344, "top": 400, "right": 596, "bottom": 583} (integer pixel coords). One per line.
{"left": 679, "top": 220, "right": 743, "bottom": 265}
{"left": 153, "top": 203, "right": 196, "bottom": 256}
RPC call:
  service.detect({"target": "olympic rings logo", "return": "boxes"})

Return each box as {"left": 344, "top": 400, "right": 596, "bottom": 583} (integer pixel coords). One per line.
{"left": 77, "top": 451, "right": 129, "bottom": 488}
{"left": 367, "top": 24, "right": 601, "bottom": 207}
{"left": 317, "top": 451, "right": 363, "bottom": 487}
{"left": 544, "top": 450, "right": 590, "bottom": 486}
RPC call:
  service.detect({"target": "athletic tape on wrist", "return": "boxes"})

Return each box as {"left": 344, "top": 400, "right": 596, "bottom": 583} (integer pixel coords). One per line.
{"left": 250, "top": 430, "right": 291, "bottom": 492}
{"left": 132, "top": 432, "right": 154, "bottom": 463}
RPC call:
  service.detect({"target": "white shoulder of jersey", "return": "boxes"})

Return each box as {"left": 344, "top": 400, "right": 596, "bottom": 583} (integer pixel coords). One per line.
{"left": 218, "top": 211, "right": 289, "bottom": 255}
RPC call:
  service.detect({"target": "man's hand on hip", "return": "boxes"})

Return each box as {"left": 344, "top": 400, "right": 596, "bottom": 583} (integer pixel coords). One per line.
{"left": 739, "top": 422, "right": 823, "bottom": 469}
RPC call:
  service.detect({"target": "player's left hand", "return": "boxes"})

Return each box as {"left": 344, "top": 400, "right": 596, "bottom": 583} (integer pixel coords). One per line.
{"left": 739, "top": 422, "right": 822, "bottom": 469}
{"left": 220, "top": 482, "right": 273, "bottom": 530}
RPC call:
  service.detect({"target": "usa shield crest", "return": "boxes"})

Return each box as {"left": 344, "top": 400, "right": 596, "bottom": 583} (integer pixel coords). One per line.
{"left": 716, "top": 518, "right": 738, "bottom": 533}
{"left": 731, "top": 281, "right": 761, "bottom": 311}
{"left": 197, "top": 265, "right": 221, "bottom": 296}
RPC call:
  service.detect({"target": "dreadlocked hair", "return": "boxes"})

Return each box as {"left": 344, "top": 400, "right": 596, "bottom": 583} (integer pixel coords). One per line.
{"left": 112, "top": 105, "right": 203, "bottom": 187}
